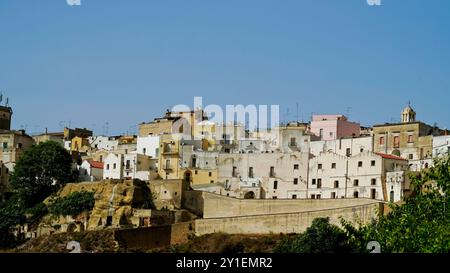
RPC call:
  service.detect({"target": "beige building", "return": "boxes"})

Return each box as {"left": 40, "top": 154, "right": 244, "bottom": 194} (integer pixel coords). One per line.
{"left": 373, "top": 105, "right": 443, "bottom": 161}
{"left": 0, "top": 130, "right": 35, "bottom": 194}
{"left": 139, "top": 109, "right": 207, "bottom": 138}
{"left": 33, "top": 131, "right": 65, "bottom": 146}
{"left": 218, "top": 152, "right": 310, "bottom": 199}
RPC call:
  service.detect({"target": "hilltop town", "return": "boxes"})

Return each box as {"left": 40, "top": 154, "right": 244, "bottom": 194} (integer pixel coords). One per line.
{"left": 0, "top": 101, "right": 449, "bottom": 252}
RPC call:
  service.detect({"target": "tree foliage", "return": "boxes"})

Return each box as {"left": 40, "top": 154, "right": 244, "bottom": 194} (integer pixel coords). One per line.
{"left": 49, "top": 191, "right": 95, "bottom": 217}
{"left": 10, "top": 141, "right": 75, "bottom": 207}
{"left": 274, "top": 218, "right": 359, "bottom": 253}
{"left": 344, "top": 156, "right": 450, "bottom": 253}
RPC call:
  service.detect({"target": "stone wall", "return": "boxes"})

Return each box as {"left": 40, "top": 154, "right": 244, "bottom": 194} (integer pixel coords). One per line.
{"left": 183, "top": 191, "right": 383, "bottom": 219}
{"left": 114, "top": 221, "right": 194, "bottom": 249}
{"left": 194, "top": 202, "right": 380, "bottom": 235}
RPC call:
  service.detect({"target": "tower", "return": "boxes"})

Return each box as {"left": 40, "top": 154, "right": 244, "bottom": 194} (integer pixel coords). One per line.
{"left": 401, "top": 103, "right": 416, "bottom": 123}
{"left": 0, "top": 105, "right": 12, "bottom": 130}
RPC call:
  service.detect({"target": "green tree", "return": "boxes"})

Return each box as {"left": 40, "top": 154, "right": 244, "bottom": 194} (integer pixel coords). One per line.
{"left": 274, "top": 217, "right": 358, "bottom": 253}
{"left": 10, "top": 141, "right": 75, "bottom": 207}
{"left": 344, "top": 156, "right": 450, "bottom": 253}
{"left": 49, "top": 191, "right": 95, "bottom": 217}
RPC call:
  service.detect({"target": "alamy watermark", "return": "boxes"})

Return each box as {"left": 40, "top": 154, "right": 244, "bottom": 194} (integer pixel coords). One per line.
{"left": 367, "top": 0, "right": 381, "bottom": 6}
{"left": 170, "top": 97, "right": 280, "bottom": 141}
{"left": 66, "top": 0, "right": 81, "bottom": 6}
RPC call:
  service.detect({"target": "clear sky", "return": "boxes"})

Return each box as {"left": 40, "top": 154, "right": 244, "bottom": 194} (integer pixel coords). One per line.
{"left": 1, "top": 0, "right": 450, "bottom": 135}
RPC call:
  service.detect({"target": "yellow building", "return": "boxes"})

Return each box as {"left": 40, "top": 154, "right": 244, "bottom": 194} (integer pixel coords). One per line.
{"left": 181, "top": 168, "right": 218, "bottom": 186}
{"left": 158, "top": 134, "right": 182, "bottom": 180}
{"left": 71, "top": 136, "right": 90, "bottom": 152}
{"left": 139, "top": 109, "right": 207, "bottom": 138}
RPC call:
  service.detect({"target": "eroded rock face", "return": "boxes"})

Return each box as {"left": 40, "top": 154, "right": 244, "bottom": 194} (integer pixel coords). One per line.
{"left": 40, "top": 179, "right": 154, "bottom": 234}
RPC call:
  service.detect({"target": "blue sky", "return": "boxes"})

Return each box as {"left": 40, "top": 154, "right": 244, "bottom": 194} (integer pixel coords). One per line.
{"left": 1, "top": 0, "right": 450, "bottom": 135}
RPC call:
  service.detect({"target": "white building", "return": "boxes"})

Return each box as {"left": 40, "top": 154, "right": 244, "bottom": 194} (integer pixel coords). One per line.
{"left": 136, "top": 136, "right": 160, "bottom": 158}
{"left": 308, "top": 151, "right": 409, "bottom": 202}
{"left": 218, "top": 152, "right": 310, "bottom": 199}
{"left": 88, "top": 136, "right": 119, "bottom": 151}
{"left": 103, "top": 152, "right": 155, "bottom": 181}
{"left": 433, "top": 135, "right": 450, "bottom": 158}
{"left": 78, "top": 160, "right": 104, "bottom": 182}
{"left": 309, "top": 136, "right": 373, "bottom": 157}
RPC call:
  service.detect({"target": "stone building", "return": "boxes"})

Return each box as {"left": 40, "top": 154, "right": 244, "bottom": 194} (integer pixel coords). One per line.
{"left": 0, "top": 105, "right": 12, "bottom": 131}
{"left": 218, "top": 152, "right": 310, "bottom": 199}
{"left": 373, "top": 105, "right": 443, "bottom": 161}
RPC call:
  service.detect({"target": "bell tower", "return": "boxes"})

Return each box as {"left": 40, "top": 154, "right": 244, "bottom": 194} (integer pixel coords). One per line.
{"left": 0, "top": 105, "right": 12, "bottom": 131}
{"left": 401, "top": 103, "right": 416, "bottom": 123}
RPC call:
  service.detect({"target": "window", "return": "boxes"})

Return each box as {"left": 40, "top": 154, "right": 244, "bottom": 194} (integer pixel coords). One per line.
{"left": 292, "top": 195, "right": 297, "bottom": 199}
{"left": 209, "top": 172, "right": 212, "bottom": 177}
{"left": 273, "top": 181, "right": 278, "bottom": 190}
{"left": 318, "top": 164, "right": 322, "bottom": 170}
{"left": 408, "top": 135, "right": 414, "bottom": 143}
{"left": 358, "top": 161, "right": 363, "bottom": 167}
{"left": 409, "top": 154, "right": 414, "bottom": 160}
{"left": 371, "top": 189, "right": 376, "bottom": 199}
{"left": 17, "top": 143, "right": 23, "bottom": 149}
{"left": 113, "top": 163, "right": 117, "bottom": 169}
{"left": 312, "top": 179, "right": 316, "bottom": 185}
{"left": 99, "top": 155, "right": 103, "bottom": 162}
{"left": 371, "top": 178, "right": 377, "bottom": 185}
{"left": 143, "top": 148, "right": 146, "bottom": 154}
{"left": 353, "top": 191, "right": 359, "bottom": 198}
{"left": 346, "top": 148, "right": 351, "bottom": 157}
{"left": 249, "top": 167, "right": 254, "bottom": 178}
{"left": 331, "top": 163, "right": 336, "bottom": 169}
{"left": 270, "top": 166, "right": 275, "bottom": 177}
{"left": 317, "top": 179, "right": 322, "bottom": 189}
{"left": 126, "top": 160, "right": 131, "bottom": 169}
{"left": 165, "top": 159, "right": 170, "bottom": 170}
{"left": 371, "top": 160, "right": 376, "bottom": 166}
{"left": 319, "top": 129, "right": 324, "bottom": 137}
{"left": 294, "top": 164, "right": 299, "bottom": 170}
{"left": 106, "top": 164, "right": 110, "bottom": 170}
{"left": 331, "top": 192, "right": 336, "bottom": 199}
{"left": 394, "top": 136, "right": 400, "bottom": 148}
{"left": 290, "top": 137, "right": 297, "bottom": 147}
{"left": 354, "top": 179, "right": 359, "bottom": 186}
{"left": 334, "top": 180, "right": 339, "bottom": 188}
{"left": 293, "top": 178, "right": 298, "bottom": 185}
{"left": 380, "top": 136, "right": 385, "bottom": 145}
{"left": 195, "top": 170, "right": 198, "bottom": 175}
{"left": 316, "top": 194, "right": 321, "bottom": 199}
{"left": 272, "top": 196, "right": 278, "bottom": 199}
{"left": 210, "top": 180, "right": 214, "bottom": 183}
{"left": 232, "top": 166, "right": 237, "bottom": 177}
{"left": 311, "top": 194, "right": 316, "bottom": 199}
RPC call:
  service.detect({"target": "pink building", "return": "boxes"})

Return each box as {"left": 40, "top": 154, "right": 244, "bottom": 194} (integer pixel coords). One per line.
{"left": 310, "top": 115, "right": 360, "bottom": 141}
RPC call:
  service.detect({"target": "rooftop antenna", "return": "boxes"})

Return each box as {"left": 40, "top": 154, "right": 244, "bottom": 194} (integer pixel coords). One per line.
{"left": 0, "top": 92, "right": 3, "bottom": 104}
{"left": 103, "top": 122, "right": 110, "bottom": 136}
{"left": 296, "top": 102, "right": 299, "bottom": 122}
{"left": 5, "top": 97, "right": 9, "bottom": 107}
{"left": 346, "top": 107, "right": 352, "bottom": 118}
